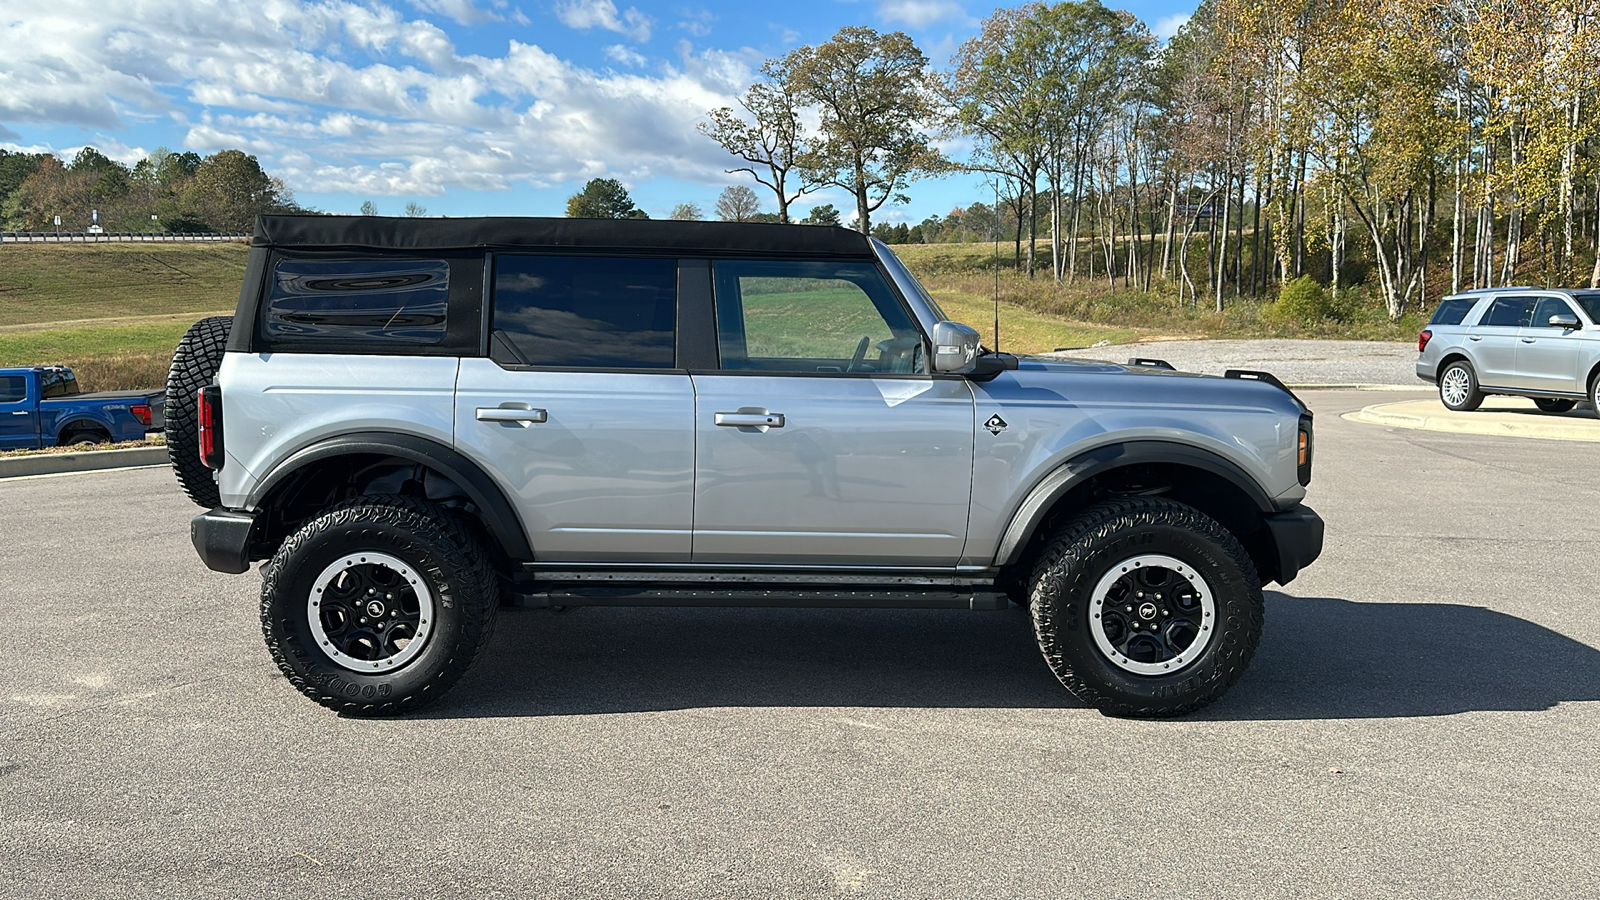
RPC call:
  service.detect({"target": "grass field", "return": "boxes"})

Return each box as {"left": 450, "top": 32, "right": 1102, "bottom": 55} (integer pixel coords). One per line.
{"left": 0, "top": 242, "right": 247, "bottom": 326}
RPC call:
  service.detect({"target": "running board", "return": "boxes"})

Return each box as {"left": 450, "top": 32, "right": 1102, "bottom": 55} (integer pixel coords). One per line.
{"left": 507, "top": 583, "right": 1010, "bottom": 611}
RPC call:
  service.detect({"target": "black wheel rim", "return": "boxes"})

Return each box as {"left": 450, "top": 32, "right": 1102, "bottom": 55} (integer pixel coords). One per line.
{"left": 308, "top": 552, "right": 434, "bottom": 673}
{"left": 1088, "top": 554, "right": 1215, "bottom": 675}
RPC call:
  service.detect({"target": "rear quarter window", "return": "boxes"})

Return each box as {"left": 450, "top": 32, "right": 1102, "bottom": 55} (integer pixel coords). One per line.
{"left": 1429, "top": 298, "right": 1478, "bottom": 326}
{"left": 265, "top": 259, "right": 450, "bottom": 344}
{"left": 490, "top": 255, "right": 677, "bottom": 369}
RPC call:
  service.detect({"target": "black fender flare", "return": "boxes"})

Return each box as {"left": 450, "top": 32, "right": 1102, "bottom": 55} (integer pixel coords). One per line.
{"left": 993, "top": 440, "right": 1276, "bottom": 567}
{"left": 246, "top": 431, "right": 534, "bottom": 561}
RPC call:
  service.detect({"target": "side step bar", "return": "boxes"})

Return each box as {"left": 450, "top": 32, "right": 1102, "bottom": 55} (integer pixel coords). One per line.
{"left": 508, "top": 583, "right": 1011, "bottom": 611}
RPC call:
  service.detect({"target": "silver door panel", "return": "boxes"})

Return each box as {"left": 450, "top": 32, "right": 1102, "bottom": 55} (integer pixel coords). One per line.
{"left": 691, "top": 375, "right": 975, "bottom": 565}
{"left": 455, "top": 359, "right": 694, "bottom": 561}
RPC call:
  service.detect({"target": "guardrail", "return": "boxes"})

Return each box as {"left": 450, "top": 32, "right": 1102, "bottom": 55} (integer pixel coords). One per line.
{"left": 0, "top": 232, "right": 249, "bottom": 244}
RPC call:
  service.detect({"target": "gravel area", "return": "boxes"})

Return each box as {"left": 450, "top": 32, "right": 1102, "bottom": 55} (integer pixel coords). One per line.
{"left": 1055, "top": 339, "right": 1419, "bottom": 386}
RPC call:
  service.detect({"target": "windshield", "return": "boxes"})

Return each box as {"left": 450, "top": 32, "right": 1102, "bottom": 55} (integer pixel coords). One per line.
{"left": 872, "top": 241, "right": 949, "bottom": 323}
{"left": 1573, "top": 293, "right": 1600, "bottom": 324}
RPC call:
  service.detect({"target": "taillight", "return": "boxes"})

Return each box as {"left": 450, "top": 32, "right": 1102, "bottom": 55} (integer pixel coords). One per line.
{"left": 1297, "top": 414, "right": 1313, "bottom": 486}
{"left": 1418, "top": 329, "right": 1432, "bottom": 352}
{"left": 131, "top": 403, "right": 152, "bottom": 427}
{"left": 197, "top": 385, "right": 224, "bottom": 470}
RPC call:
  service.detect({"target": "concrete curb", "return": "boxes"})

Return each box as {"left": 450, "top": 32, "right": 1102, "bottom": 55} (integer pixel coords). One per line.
{"left": 1287, "top": 383, "right": 1428, "bottom": 392}
{"left": 0, "top": 447, "right": 170, "bottom": 479}
{"left": 1345, "top": 400, "right": 1600, "bottom": 443}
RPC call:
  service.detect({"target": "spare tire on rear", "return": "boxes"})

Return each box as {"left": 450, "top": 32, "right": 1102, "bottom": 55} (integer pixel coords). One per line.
{"left": 167, "top": 316, "right": 232, "bottom": 508}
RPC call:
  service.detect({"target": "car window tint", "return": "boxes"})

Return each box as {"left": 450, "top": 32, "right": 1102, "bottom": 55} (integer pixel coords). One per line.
{"left": 492, "top": 255, "right": 676, "bottom": 368}
{"left": 38, "top": 370, "right": 78, "bottom": 399}
{"left": 266, "top": 259, "right": 449, "bottom": 344}
{"left": 712, "top": 260, "right": 924, "bottom": 374}
{"left": 1429, "top": 298, "right": 1478, "bottom": 326}
{"left": 1479, "top": 297, "right": 1536, "bottom": 327}
{"left": 1572, "top": 293, "right": 1600, "bottom": 323}
{"left": 1531, "top": 297, "right": 1577, "bottom": 328}
{"left": 0, "top": 376, "right": 24, "bottom": 403}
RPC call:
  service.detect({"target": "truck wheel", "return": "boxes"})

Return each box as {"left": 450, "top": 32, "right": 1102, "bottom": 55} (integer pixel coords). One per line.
{"left": 1028, "top": 497, "right": 1263, "bottom": 718}
{"left": 166, "top": 316, "right": 232, "bottom": 508}
{"left": 1437, "top": 360, "right": 1483, "bottom": 412}
{"left": 259, "top": 495, "right": 498, "bottom": 716}
{"left": 59, "top": 427, "right": 110, "bottom": 447}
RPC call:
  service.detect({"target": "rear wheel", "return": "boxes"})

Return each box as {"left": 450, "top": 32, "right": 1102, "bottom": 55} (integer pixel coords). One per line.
{"left": 260, "top": 495, "right": 498, "bottom": 716}
{"left": 59, "top": 427, "right": 110, "bottom": 447}
{"left": 166, "top": 316, "right": 232, "bottom": 508}
{"left": 1533, "top": 398, "right": 1577, "bottom": 414}
{"left": 1438, "top": 361, "right": 1483, "bottom": 412}
{"left": 1027, "top": 497, "right": 1263, "bottom": 717}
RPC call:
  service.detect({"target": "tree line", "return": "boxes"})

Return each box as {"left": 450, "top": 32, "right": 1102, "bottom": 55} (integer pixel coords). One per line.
{"left": 694, "top": 0, "right": 1600, "bottom": 318}
{"left": 0, "top": 147, "right": 298, "bottom": 233}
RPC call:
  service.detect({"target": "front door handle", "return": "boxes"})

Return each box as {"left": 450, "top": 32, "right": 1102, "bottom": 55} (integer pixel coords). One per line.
{"left": 476, "top": 407, "right": 548, "bottom": 424}
{"left": 1521, "top": 338, "right": 1536, "bottom": 343}
{"left": 715, "top": 411, "right": 785, "bottom": 428}
{"left": 10, "top": 411, "right": 28, "bottom": 416}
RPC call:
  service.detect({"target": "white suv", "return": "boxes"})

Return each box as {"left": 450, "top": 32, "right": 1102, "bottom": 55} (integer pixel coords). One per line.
{"left": 1417, "top": 287, "right": 1600, "bottom": 412}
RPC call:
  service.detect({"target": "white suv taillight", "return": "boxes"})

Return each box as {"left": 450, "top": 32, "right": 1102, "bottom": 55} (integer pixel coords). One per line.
{"left": 197, "top": 385, "right": 224, "bottom": 470}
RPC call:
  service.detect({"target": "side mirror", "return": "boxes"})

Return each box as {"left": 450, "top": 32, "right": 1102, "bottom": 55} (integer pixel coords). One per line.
{"left": 1549, "top": 313, "right": 1581, "bottom": 329}
{"left": 932, "top": 321, "right": 982, "bottom": 373}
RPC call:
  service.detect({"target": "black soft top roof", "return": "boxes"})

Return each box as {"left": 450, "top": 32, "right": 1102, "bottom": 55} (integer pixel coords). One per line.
{"left": 253, "top": 214, "right": 876, "bottom": 258}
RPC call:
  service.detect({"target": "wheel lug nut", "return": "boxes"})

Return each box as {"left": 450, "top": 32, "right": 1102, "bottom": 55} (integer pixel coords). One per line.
{"left": 1136, "top": 592, "right": 1144, "bottom": 599}
{"left": 1125, "top": 606, "right": 1133, "bottom": 612}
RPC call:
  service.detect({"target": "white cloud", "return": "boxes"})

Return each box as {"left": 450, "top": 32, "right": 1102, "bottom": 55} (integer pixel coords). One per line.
{"left": 1153, "top": 13, "right": 1191, "bottom": 40}
{"left": 409, "top": 0, "right": 500, "bottom": 25}
{"left": 676, "top": 8, "right": 716, "bottom": 37}
{"left": 0, "top": 1, "right": 757, "bottom": 198}
{"left": 604, "top": 45, "right": 649, "bottom": 67}
{"left": 554, "top": 0, "right": 653, "bottom": 43}
{"left": 877, "top": 0, "right": 974, "bottom": 29}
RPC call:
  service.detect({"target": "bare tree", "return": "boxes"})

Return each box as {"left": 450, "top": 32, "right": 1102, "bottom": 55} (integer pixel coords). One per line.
{"left": 714, "top": 185, "right": 763, "bottom": 222}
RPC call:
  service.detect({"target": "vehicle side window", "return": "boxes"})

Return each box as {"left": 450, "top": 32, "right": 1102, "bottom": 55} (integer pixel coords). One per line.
{"left": 491, "top": 255, "right": 676, "bottom": 369}
{"left": 0, "top": 376, "right": 25, "bottom": 403}
{"left": 1479, "top": 297, "right": 1536, "bottom": 328}
{"left": 1531, "top": 297, "right": 1577, "bottom": 327}
{"left": 1429, "top": 298, "right": 1477, "bottom": 326}
{"left": 38, "top": 370, "right": 78, "bottom": 399}
{"left": 711, "top": 260, "right": 925, "bottom": 374}
{"left": 265, "top": 258, "right": 450, "bottom": 344}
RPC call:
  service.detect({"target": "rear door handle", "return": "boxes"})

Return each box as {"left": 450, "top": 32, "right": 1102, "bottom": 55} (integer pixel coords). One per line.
{"left": 10, "top": 411, "right": 28, "bottom": 416}
{"left": 715, "top": 412, "right": 785, "bottom": 428}
{"left": 1521, "top": 338, "right": 1536, "bottom": 343}
{"left": 476, "top": 407, "right": 547, "bottom": 424}
{"left": 1468, "top": 336, "right": 1482, "bottom": 341}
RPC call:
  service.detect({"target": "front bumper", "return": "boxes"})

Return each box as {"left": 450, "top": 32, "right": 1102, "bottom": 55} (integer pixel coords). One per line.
{"left": 1263, "top": 504, "right": 1324, "bottom": 585}
{"left": 191, "top": 508, "right": 257, "bottom": 574}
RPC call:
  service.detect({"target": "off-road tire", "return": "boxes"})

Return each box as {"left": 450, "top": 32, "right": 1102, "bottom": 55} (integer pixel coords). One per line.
{"left": 260, "top": 494, "right": 498, "bottom": 716}
{"left": 1028, "top": 497, "right": 1263, "bottom": 718}
{"left": 166, "top": 316, "right": 232, "bottom": 507}
{"left": 1437, "top": 360, "right": 1484, "bottom": 412}
{"left": 1533, "top": 398, "right": 1577, "bottom": 414}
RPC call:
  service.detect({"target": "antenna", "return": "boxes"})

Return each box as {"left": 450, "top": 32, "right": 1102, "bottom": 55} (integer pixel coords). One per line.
{"left": 985, "top": 176, "right": 998, "bottom": 350}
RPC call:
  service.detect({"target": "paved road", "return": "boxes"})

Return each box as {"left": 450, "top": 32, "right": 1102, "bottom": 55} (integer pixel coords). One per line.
{"left": 1059, "top": 339, "right": 1418, "bottom": 385}
{"left": 3, "top": 393, "right": 1597, "bottom": 899}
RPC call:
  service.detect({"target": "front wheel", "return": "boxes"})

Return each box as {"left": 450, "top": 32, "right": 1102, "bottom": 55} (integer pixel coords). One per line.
{"left": 260, "top": 495, "right": 498, "bottom": 716}
{"left": 1027, "top": 498, "right": 1263, "bottom": 717}
{"left": 1533, "top": 398, "right": 1577, "bottom": 414}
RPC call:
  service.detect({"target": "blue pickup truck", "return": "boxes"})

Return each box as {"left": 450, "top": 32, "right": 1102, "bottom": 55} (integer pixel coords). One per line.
{"left": 0, "top": 366, "right": 165, "bottom": 450}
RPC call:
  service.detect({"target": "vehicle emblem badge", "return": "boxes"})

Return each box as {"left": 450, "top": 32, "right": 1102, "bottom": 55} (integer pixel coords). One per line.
{"left": 984, "top": 414, "right": 1008, "bottom": 435}
{"left": 366, "top": 600, "right": 386, "bottom": 618}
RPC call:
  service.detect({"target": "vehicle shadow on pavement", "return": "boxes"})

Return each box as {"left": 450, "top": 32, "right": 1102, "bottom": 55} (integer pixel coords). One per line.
{"left": 1208, "top": 594, "right": 1600, "bottom": 719}
{"left": 423, "top": 593, "right": 1600, "bottom": 720}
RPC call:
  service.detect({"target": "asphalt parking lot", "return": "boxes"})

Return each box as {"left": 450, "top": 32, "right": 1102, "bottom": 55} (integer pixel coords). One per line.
{"left": 3, "top": 388, "right": 1597, "bottom": 899}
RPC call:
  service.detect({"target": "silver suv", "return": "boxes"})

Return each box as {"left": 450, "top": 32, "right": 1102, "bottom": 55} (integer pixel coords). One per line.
{"left": 1417, "top": 286, "right": 1600, "bottom": 412}
{"left": 172, "top": 216, "right": 1323, "bottom": 718}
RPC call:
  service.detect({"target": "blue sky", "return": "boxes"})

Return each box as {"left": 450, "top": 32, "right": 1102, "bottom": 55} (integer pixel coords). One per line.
{"left": 0, "top": 0, "right": 1195, "bottom": 225}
